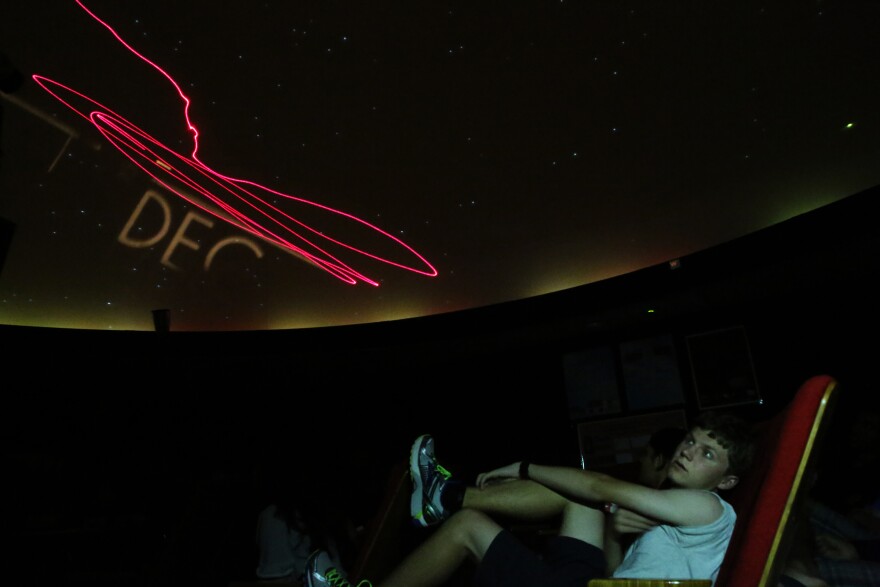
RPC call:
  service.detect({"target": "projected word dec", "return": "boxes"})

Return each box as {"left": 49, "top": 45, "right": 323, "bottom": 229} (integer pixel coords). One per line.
{"left": 33, "top": 0, "right": 437, "bottom": 286}
{"left": 119, "top": 189, "right": 266, "bottom": 272}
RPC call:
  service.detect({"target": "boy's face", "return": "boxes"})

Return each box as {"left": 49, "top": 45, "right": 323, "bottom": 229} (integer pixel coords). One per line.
{"left": 665, "top": 427, "right": 739, "bottom": 492}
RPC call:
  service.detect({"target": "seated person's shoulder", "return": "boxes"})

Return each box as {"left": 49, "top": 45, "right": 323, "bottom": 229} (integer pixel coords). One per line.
{"left": 631, "top": 487, "right": 728, "bottom": 527}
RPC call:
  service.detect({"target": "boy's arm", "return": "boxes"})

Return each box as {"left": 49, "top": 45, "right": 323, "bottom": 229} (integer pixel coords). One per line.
{"left": 603, "top": 514, "right": 625, "bottom": 574}
{"left": 612, "top": 507, "right": 661, "bottom": 534}
{"left": 602, "top": 506, "right": 658, "bottom": 573}
{"left": 477, "top": 461, "right": 724, "bottom": 527}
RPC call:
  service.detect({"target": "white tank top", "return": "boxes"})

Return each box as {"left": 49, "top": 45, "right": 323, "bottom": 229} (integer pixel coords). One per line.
{"left": 611, "top": 492, "right": 736, "bottom": 586}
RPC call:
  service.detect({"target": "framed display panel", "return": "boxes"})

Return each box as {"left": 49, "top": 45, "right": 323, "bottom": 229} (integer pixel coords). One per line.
{"left": 686, "top": 325, "right": 762, "bottom": 409}
{"left": 576, "top": 409, "right": 688, "bottom": 472}
{"left": 619, "top": 333, "right": 686, "bottom": 411}
{"left": 563, "top": 344, "right": 621, "bottom": 419}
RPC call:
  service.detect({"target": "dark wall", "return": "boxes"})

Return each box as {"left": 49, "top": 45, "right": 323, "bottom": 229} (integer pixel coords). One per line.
{"left": 3, "top": 184, "right": 877, "bottom": 585}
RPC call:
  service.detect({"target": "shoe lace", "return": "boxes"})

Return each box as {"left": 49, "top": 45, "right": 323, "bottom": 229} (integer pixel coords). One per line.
{"left": 434, "top": 461, "right": 451, "bottom": 479}
{"left": 326, "top": 568, "right": 373, "bottom": 587}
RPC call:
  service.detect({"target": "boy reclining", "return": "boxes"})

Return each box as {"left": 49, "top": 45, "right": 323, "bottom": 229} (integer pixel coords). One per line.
{"left": 306, "top": 410, "right": 755, "bottom": 587}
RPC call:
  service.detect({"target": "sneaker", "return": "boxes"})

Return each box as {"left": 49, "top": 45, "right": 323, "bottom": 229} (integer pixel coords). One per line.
{"left": 410, "top": 434, "right": 452, "bottom": 527}
{"left": 304, "top": 549, "right": 372, "bottom": 587}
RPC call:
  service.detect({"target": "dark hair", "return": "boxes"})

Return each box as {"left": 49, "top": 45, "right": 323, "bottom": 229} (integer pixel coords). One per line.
{"left": 649, "top": 427, "right": 687, "bottom": 461}
{"left": 270, "top": 470, "right": 354, "bottom": 557}
{"left": 693, "top": 411, "right": 756, "bottom": 477}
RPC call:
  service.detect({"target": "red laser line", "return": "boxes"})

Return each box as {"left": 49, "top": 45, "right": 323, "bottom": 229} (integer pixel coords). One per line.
{"left": 33, "top": 0, "right": 438, "bottom": 286}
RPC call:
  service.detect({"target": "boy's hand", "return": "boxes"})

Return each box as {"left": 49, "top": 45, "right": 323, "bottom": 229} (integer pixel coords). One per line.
{"left": 612, "top": 507, "right": 661, "bottom": 534}
{"left": 476, "top": 462, "right": 521, "bottom": 488}
{"left": 815, "top": 533, "right": 859, "bottom": 561}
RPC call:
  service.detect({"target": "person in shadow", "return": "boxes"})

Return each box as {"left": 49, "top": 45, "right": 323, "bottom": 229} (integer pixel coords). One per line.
{"left": 255, "top": 465, "right": 358, "bottom": 583}
{"left": 779, "top": 400, "right": 880, "bottom": 587}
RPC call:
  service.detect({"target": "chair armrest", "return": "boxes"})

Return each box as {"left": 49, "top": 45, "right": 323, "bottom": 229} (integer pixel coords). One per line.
{"left": 588, "top": 579, "right": 712, "bottom": 587}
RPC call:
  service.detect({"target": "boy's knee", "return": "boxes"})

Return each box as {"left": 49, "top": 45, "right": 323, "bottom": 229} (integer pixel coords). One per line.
{"left": 447, "top": 507, "right": 491, "bottom": 528}
{"left": 443, "top": 508, "right": 500, "bottom": 544}
{"left": 444, "top": 508, "right": 504, "bottom": 560}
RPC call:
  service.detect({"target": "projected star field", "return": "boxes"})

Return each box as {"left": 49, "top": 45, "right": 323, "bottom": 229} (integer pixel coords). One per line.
{"left": 0, "top": 0, "right": 877, "bottom": 331}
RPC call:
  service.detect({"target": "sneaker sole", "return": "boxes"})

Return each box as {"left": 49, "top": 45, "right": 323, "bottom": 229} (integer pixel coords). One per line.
{"left": 304, "top": 549, "right": 320, "bottom": 587}
{"left": 409, "top": 434, "right": 430, "bottom": 527}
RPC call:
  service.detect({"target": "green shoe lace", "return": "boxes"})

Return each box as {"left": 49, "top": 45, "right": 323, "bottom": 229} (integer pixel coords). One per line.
{"left": 325, "top": 567, "right": 372, "bottom": 587}
{"left": 435, "top": 461, "right": 452, "bottom": 479}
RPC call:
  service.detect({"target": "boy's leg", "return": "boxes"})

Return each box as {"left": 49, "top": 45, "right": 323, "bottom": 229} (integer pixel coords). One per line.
{"left": 412, "top": 434, "right": 569, "bottom": 528}
{"left": 401, "top": 437, "right": 605, "bottom": 587}
{"left": 462, "top": 479, "right": 569, "bottom": 522}
{"left": 556, "top": 501, "right": 611, "bottom": 576}
{"left": 559, "top": 500, "right": 605, "bottom": 548}
{"left": 378, "top": 509, "right": 504, "bottom": 587}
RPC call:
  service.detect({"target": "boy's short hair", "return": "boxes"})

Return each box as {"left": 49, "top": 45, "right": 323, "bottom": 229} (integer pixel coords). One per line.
{"left": 693, "top": 411, "right": 756, "bottom": 477}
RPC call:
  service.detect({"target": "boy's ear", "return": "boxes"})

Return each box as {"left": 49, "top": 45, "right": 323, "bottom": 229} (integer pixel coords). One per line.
{"left": 652, "top": 453, "right": 666, "bottom": 471}
{"left": 716, "top": 475, "right": 739, "bottom": 491}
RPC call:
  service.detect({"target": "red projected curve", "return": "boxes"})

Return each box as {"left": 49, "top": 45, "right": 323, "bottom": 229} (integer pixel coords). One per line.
{"left": 33, "top": 0, "right": 437, "bottom": 286}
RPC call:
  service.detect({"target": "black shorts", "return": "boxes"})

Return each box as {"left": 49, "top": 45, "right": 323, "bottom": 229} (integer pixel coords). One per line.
{"left": 474, "top": 529, "right": 605, "bottom": 587}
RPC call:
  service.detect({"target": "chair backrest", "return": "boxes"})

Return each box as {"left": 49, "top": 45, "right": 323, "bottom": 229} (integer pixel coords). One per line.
{"left": 714, "top": 374, "right": 838, "bottom": 587}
